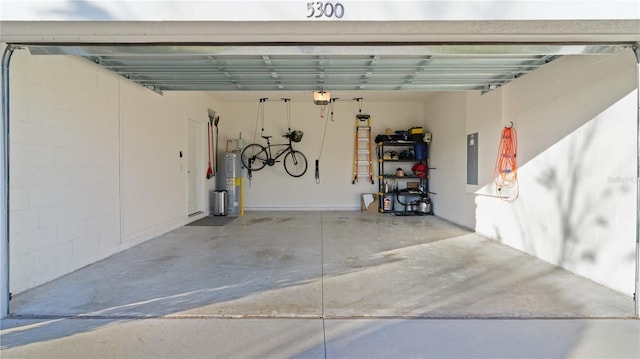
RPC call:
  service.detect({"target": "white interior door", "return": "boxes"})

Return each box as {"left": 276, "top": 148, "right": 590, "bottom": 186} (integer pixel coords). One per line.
{"left": 187, "top": 119, "right": 201, "bottom": 215}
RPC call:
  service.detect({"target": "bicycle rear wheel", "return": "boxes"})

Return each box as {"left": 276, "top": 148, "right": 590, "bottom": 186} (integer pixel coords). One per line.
{"left": 283, "top": 150, "right": 308, "bottom": 177}
{"left": 241, "top": 143, "right": 268, "bottom": 171}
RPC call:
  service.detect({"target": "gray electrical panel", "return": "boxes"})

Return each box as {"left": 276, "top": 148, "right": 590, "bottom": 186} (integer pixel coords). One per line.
{"left": 467, "top": 133, "right": 478, "bottom": 185}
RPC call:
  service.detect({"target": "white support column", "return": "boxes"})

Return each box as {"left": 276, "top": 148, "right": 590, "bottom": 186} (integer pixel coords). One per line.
{"left": 1, "top": 45, "right": 15, "bottom": 319}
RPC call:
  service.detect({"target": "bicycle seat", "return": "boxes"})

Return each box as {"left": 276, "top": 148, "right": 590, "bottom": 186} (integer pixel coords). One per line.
{"left": 261, "top": 135, "right": 272, "bottom": 139}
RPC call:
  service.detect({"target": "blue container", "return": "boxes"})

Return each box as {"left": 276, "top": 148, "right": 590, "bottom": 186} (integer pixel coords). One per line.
{"left": 414, "top": 142, "right": 427, "bottom": 160}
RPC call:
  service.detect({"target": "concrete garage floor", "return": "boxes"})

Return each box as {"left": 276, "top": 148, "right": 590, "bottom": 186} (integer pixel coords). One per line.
{"left": 2, "top": 211, "right": 638, "bottom": 358}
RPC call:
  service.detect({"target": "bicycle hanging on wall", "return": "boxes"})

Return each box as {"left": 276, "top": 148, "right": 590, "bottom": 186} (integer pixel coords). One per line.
{"left": 241, "top": 98, "right": 308, "bottom": 178}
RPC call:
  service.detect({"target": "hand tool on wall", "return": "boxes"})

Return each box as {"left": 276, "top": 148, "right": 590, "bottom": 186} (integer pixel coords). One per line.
{"left": 214, "top": 115, "right": 220, "bottom": 176}
{"left": 208, "top": 108, "right": 220, "bottom": 177}
{"left": 206, "top": 120, "right": 213, "bottom": 179}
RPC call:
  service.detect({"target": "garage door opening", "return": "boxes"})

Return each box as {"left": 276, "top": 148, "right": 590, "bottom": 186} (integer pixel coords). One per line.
{"left": 1, "top": 42, "right": 638, "bottom": 319}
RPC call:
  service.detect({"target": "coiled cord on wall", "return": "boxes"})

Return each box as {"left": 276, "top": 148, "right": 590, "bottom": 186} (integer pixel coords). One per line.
{"left": 494, "top": 123, "right": 519, "bottom": 202}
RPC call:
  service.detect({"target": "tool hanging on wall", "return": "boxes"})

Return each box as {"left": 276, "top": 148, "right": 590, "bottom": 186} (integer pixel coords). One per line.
{"left": 214, "top": 116, "right": 220, "bottom": 176}
{"left": 352, "top": 98, "right": 374, "bottom": 184}
{"left": 494, "top": 121, "right": 519, "bottom": 202}
{"left": 206, "top": 120, "right": 213, "bottom": 179}
{"left": 207, "top": 108, "right": 219, "bottom": 177}
{"left": 316, "top": 98, "right": 337, "bottom": 184}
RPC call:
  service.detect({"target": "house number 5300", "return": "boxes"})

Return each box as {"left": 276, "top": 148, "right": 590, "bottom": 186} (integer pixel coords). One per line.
{"left": 306, "top": 2, "right": 345, "bottom": 18}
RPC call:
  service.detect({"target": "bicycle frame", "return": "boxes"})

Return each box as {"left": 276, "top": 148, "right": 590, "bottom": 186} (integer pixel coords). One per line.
{"left": 262, "top": 136, "right": 294, "bottom": 164}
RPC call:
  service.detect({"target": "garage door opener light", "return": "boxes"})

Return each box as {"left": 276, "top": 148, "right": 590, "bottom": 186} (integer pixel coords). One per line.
{"left": 313, "top": 90, "right": 331, "bottom": 105}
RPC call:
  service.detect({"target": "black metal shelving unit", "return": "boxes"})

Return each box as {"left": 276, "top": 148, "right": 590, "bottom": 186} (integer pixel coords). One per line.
{"left": 377, "top": 141, "right": 432, "bottom": 215}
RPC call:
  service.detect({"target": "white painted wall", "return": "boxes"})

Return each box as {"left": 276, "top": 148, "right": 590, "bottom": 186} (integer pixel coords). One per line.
{"left": 422, "top": 92, "right": 472, "bottom": 227}
{"left": 216, "top": 99, "right": 426, "bottom": 210}
{"left": 425, "top": 50, "right": 638, "bottom": 295}
{"left": 8, "top": 49, "right": 219, "bottom": 294}
{"left": 9, "top": 51, "right": 121, "bottom": 293}
{"left": 119, "top": 89, "right": 218, "bottom": 243}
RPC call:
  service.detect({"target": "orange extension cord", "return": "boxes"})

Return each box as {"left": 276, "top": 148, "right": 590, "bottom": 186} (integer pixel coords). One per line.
{"left": 494, "top": 124, "right": 519, "bottom": 202}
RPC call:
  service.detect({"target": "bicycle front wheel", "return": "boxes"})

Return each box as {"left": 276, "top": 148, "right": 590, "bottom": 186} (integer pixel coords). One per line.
{"left": 283, "top": 150, "right": 308, "bottom": 177}
{"left": 241, "top": 143, "right": 268, "bottom": 171}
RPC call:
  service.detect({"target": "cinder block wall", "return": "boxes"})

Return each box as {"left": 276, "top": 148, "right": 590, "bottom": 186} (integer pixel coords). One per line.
{"left": 9, "top": 52, "right": 122, "bottom": 292}
{"left": 426, "top": 50, "right": 638, "bottom": 295}
{"left": 8, "top": 51, "right": 219, "bottom": 294}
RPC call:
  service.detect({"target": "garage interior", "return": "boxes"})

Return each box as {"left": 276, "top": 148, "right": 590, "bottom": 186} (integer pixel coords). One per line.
{"left": 1, "top": 17, "right": 639, "bottom": 332}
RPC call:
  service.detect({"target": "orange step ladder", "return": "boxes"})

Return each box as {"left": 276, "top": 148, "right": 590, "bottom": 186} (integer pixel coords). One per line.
{"left": 352, "top": 114, "right": 374, "bottom": 184}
